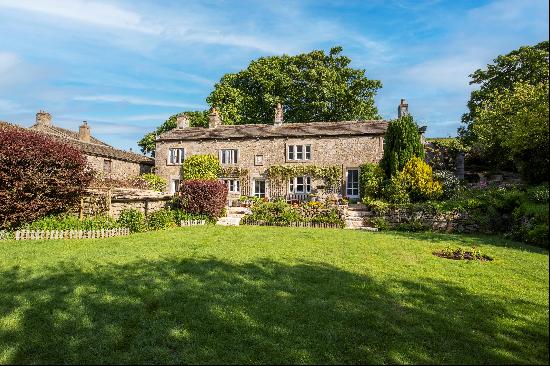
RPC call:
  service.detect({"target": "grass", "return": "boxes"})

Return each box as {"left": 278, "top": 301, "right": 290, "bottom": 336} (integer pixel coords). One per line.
{"left": 0, "top": 226, "right": 548, "bottom": 364}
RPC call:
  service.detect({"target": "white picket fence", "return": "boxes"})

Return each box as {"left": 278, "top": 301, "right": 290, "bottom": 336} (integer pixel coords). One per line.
{"left": 180, "top": 219, "right": 207, "bottom": 226}
{"left": 241, "top": 218, "right": 343, "bottom": 229}
{"left": 14, "top": 228, "right": 130, "bottom": 240}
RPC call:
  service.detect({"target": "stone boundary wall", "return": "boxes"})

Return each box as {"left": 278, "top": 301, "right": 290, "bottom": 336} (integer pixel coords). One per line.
{"left": 361, "top": 208, "right": 480, "bottom": 233}
{"left": 77, "top": 188, "right": 174, "bottom": 219}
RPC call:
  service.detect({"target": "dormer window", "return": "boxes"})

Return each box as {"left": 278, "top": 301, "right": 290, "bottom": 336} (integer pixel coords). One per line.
{"left": 287, "top": 144, "right": 311, "bottom": 161}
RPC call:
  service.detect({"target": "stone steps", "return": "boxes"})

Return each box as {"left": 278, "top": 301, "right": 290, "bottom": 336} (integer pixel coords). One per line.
{"left": 344, "top": 207, "right": 377, "bottom": 231}
{"left": 216, "top": 216, "right": 242, "bottom": 226}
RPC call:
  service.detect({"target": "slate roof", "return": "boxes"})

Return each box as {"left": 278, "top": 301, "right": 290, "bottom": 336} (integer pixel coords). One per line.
{"left": 1, "top": 120, "right": 153, "bottom": 165}
{"left": 157, "top": 120, "right": 389, "bottom": 141}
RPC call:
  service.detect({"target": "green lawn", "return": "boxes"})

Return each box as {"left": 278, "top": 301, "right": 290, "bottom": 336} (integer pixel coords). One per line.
{"left": 0, "top": 227, "right": 548, "bottom": 364}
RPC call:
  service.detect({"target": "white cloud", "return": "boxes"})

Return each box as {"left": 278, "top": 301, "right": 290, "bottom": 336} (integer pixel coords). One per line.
{"left": 73, "top": 94, "right": 204, "bottom": 109}
{"left": 0, "top": 0, "right": 161, "bottom": 34}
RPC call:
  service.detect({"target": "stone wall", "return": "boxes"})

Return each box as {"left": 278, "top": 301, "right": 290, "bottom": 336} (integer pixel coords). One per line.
{"left": 78, "top": 188, "right": 173, "bottom": 219}
{"left": 156, "top": 134, "right": 384, "bottom": 195}
{"left": 361, "top": 207, "right": 480, "bottom": 233}
{"left": 85, "top": 155, "right": 151, "bottom": 180}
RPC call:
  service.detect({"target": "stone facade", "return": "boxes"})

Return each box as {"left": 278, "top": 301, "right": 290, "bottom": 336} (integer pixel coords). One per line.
{"left": 26, "top": 111, "right": 154, "bottom": 180}
{"left": 156, "top": 108, "right": 390, "bottom": 199}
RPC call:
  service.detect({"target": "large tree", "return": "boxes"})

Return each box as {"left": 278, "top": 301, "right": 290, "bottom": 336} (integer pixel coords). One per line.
{"left": 207, "top": 46, "right": 381, "bottom": 124}
{"left": 139, "top": 46, "right": 382, "bottom": 155}
{"left": 138, "top": 111, "right": 208, "bottom": 156}
{"left": 459, "top": 41, "right": 549, "bottom": 169}
{"left": 474, "top": 81, "right": 549, "bottom": 183}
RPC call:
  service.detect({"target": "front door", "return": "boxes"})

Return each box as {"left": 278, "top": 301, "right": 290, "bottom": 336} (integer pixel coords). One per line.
{"left": 346, "top": 169, "right": 359, "bottom": 198}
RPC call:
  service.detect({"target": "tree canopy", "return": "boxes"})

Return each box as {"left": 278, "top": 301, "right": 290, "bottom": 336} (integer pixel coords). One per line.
{"left": 207, "top": 46, "right": 382, "bottom": 125}
{"left": 138, "top": 46, "right": 382, "bottom": 155}
{"left": 459, "top": 40, "right": 549, "bottom": 180}
{"left": 138, "top": 111, "right": 208, "bottom": 156}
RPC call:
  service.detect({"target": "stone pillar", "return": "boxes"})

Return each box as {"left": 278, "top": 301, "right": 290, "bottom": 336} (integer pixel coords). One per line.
{"left": 209, "top": 107, "right": 221, "bottom": 129}
{"left": 455, "top": 153, "right": 465, "bottom": 180}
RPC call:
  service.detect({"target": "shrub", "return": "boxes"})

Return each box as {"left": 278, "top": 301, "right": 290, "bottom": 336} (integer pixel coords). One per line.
{"left": 381, "top": 174, "right": 410, "bottom": 204}
{"left": 172, "top": 209, "right": 215, "bottom": 224}
{"left": 24, "top": 214, "right": 120, "bottom": 230}
{"left": 0, "top": 127, "right": 93, "bottom": 229}
{"left": 433, "top": 170, "right": 462, "bottom": 199}
{"left": 368, "top": 217, "right": 390, "bottom": 230}
{"left": 380, "top": 114, "right": 425, "bottom": 177}
{"left": 181, "top": 154, "right": 221, "bottom": 180}
{"left": 140, "top": 173, "right": 167, "bottom": 192}
{"left": 117, "top": 209, "right": 146, "bottom": 233}
{"left": 359, "top": 163, "right": 385, "bottom": 199}
{"left": 400, "top": 157, "right": 443, "bottom": 202}
{"left": 526, "top": 184, "right": 549, "bottom": 203}
{"left": 178, "top": 180, "right": 228, "bottom": 218}
{"left": 147, "top": 209, "right": 177, "bottom": 230}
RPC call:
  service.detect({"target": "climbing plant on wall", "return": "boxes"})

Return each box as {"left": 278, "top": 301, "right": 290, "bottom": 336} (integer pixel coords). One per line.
{"left": 266, "top": 165, "right": 342, "bottom": 190}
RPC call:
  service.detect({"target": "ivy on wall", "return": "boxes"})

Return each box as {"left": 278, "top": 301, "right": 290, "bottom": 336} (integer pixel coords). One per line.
{"left": 266, "top": 165, "right": 342, "bottom": 190}
{"left": 219, "top": 167, "right": 249, "bottom": 178}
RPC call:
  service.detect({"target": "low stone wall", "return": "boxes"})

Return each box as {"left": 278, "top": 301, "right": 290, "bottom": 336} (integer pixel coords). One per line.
{"left": 361, "top": 207, "right": 480, "bottom": 233}
{"left": 77, "top": 188, "right": 173, "bottom": 219}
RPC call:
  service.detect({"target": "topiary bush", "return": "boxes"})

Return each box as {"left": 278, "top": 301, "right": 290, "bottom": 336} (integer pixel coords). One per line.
{"left": 181, "top": 154, "right": 221, "bottom": 180}
{"left": 0, "top": 127, "right": 93, "bottom": 230}
{"left": 178, "top": 180, "right": 228, "bottom": 218}
{"left": 380, "top": 115, "right": 425, "bottom": 177}
{"left": 359, "top": 163, "right": 385, "bottom": 200}
{"left": 117, "top": 209, "right": 146, "bottom": 233}
{"left": 400, "top": 157, "right": 443, "bottom": 202}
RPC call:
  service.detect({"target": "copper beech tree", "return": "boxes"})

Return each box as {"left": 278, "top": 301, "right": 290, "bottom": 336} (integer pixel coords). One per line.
{"left": 0, "top": 126, "right": 93, "bottom": 229}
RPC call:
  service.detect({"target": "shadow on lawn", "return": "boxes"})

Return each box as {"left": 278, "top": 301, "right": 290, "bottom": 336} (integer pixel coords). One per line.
{"left": 384, "top": 230, "right": 549, "bottom": 253}
{"left": 0, "top": 258, "right": 547, "bottom": 364}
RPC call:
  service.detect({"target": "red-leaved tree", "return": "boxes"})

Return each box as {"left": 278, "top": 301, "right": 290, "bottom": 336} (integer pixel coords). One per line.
{"left": 178, "top": 180, "right": 228, "bottom": 218}
{"left": 0, "top": 126, "right": 93, "bottom": 229}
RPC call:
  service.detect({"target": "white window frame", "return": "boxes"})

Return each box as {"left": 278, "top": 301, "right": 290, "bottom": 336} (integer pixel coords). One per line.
{"left": 346, "top": 169, "right": 360, "bottom": 198}
{"left": 167, "top": 148, "right": 185, "bottom": 165}
{"left": 289, "top": 176, "right": 312, "bottom": 194}
{"left": 253, "top": 179, "right": 266, "bottom": 198}
{"left": 219, "top": 149, "right": 238, "bottom": 165}
{"left": 170, "top": 178, "right": 181, "bottom": 194}
{"left": 223, "top": 179, "right": 240, "bottom": 193}
{"left": 287, "top": 144, "right": 311, "bottom": 161}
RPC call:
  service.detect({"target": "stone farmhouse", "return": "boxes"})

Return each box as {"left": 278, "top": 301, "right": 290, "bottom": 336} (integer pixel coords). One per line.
{"left": 155, "top": 100, "right": 412, "bottom": 201}
{"left": 2, "top": 111, "right": 154, "bottom": 180}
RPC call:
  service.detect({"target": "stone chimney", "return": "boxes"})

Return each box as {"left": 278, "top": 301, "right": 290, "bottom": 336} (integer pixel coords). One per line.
{"left": 398, "top": 99, "right": 409, "bottom": 118}
{"left": 35, "top": 110, "right": 52, "bottom": 127}
{"left": 78, "top": 121, "right": 91, "bottom": 143}
{"left": 274, "top": 103, "right": 284, "bottom": 126}
{"left": 176, "top": 114, "right": 189, "bottom": 129}
{"left": 209, "top": 107, "right": 221, "bottom": 129}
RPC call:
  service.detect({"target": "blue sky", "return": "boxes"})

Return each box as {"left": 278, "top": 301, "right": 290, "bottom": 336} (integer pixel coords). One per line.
{"left": 0, "top": 0, "right": 548, "bottom": 152}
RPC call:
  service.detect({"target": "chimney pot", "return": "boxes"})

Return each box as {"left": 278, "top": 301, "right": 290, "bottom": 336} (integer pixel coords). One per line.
{"left": 35, "top": 111, "right": 52, "bottom": 127}
{"left": 176, "top": 114, "right": 190, "bottom": 129}
{"left": 398, "top": 99, "right": 409, "bottom": 118}
{"left": 79, "top": 121, "right": 91, "bottom": 143}
{"left": 208, "top": 107, "right": 221, "bottom": 129}
{"left": 274, "top": 103, "right": 284, "bottom": 126}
